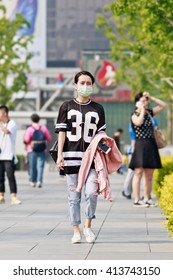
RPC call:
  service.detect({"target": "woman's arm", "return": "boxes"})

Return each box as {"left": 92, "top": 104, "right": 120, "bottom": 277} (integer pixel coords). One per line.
{"left": 131, "top": 101, "right": 145, "bottom": 126}
{"left": 56, "top": 131, "right": 66, "bottom": 170}
{"left": 143, "top": 92, "right": 167, "bottom": 115}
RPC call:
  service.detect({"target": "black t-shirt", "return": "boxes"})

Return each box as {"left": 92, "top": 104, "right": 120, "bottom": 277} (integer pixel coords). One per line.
{"left": 55, "top": 98, "right": 106, "bottom": 174}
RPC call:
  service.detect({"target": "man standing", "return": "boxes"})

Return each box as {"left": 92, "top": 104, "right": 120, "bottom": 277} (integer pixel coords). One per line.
{"left": 112, "top": 128, "right": 124, "bottom": 151}
{"left": 24, "top": 114, "right": 51, "bottom": 188}
{"left": 0, "top": 105, "right": 21, "bottom": 205}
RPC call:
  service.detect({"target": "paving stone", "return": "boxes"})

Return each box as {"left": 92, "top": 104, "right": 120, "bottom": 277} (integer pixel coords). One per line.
{"left": 0, "top": 171, "right": 173, "bottom": 260}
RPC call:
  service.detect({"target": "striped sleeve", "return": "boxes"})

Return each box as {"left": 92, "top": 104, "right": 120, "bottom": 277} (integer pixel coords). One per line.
{"left": 97, "top": 104, "right": 106, "bottom": 132}
{"left": 55, "top": 102, "right": 68, "bottom": 133}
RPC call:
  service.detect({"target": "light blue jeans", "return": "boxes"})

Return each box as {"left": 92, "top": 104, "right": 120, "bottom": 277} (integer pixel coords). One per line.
{"left": 66, "top": 169, "right": 98, "bottom": 226}
{"left": 28, "top": 151, "right": 46, "bottom": 183}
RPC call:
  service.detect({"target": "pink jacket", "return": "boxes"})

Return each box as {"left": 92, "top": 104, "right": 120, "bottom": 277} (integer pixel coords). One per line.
{"left": 76, "top": 131, "right": 122, "bottom": 201}
{"left": 24, "top": 124, "right": 52, "bottom": 152}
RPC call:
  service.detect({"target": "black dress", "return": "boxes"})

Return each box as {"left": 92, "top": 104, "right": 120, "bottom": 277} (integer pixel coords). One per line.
{"left": 129, "top": 109, "right": 162, "bottom": 170}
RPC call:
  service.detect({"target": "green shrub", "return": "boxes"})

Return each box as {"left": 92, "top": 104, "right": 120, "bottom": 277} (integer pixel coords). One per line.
{"left": 153, "top": 156, "right": 173, "bottom": 199}
{"left": 159, "top": 173, "right": 173, "bottom": 236}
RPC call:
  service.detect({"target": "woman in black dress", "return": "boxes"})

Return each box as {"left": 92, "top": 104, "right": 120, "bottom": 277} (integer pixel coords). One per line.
{"left": 129, "top": 92, "right": 166, "bottom": 207}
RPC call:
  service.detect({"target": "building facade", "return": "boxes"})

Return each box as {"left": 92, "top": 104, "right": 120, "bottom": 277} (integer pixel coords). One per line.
{"left": 47, "top": 0, "right": 112, "bottom": 67}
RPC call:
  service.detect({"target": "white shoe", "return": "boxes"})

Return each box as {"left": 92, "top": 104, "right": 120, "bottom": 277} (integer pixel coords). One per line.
{"left": 83, "top": 227, "right": 95, "bottom": 243}
{"left": 133, "top": 200, "right": 149, "bottom": 207}
{"left": 71, "top": 232, "right": 81, "bottom": 244}
{"left": 144, "top": 200, "right": 157, "bottom": 207}
{"left": 11, "top": 197, "right": 22, "bottom": 205}
{"left": 36, "top": 182, "right": 42, "bottom": 188}
{"left": 30, "top": 182, "right": 36, "bottom": 188}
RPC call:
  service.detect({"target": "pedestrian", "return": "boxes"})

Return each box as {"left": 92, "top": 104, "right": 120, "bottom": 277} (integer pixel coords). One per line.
{"left": 122, "top": 117, "right": 158, "bottom": 199}
{"left": 55, "top": 73, "right": 64, "bottom": 85}
{"left": 0, "top": 105, "right": 21, "bottom": 205}
{"left": 112, "top": 128, "right": 124, "bottom": 151}
{"left": 55, "top": 71, "right": 109, "bottom": 244}
{"left": 112, "top": 128, "right": 124, "bottom": 174}
{"left": 129, "top": 92, "right": 166, "bottom": 207}
{"left": 24, "top": 114, "right": 52, "bottom": 188}
{"left": 122, "top": 122, "right": 136, "bottom": 199}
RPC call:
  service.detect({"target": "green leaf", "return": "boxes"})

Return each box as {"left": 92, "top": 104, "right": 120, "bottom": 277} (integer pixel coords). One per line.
{"left": 0, "top": 2, "right": 32, "bottom": 104}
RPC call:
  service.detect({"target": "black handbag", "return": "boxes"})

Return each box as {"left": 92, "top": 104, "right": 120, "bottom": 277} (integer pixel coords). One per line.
{"left": 49, "top": 139, "right": 58, "bottom": 163}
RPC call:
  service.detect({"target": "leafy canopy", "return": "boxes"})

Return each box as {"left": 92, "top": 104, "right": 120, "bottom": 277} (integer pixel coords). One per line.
{"left": 96, "top": 0, "right": 173, "bottom": 99}
{"left": 0, "top": 1, "right": 32, "bottom": 105}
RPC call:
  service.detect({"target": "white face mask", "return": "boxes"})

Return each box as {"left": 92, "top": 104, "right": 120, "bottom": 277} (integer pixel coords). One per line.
{"left": 77, "top": 86, "right": 93, "bottom": 97}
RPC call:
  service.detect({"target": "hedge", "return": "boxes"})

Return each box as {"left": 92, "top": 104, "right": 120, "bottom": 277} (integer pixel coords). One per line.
{"left": 153, "top": 156, "right": 173, "bottom": 199}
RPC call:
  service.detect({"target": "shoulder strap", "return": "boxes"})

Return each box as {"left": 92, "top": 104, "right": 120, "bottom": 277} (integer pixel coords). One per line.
{"left": 147, "top": 111, "right": 155, "bottom": 126}
{"left": 31, "top": 125, "right": 42, "bottom": 130}
{"left": 31, "top": 126, "right": 36, "bottom": 131}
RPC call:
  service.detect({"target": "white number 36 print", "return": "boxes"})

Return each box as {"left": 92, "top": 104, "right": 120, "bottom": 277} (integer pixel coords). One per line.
{"left": 67, "top": 110, "right": 99, "bottom": 143}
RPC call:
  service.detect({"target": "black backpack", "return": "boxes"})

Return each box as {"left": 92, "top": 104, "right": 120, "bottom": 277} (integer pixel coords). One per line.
{"left": 31, "top": 126, "right": 46, "bottom": 152}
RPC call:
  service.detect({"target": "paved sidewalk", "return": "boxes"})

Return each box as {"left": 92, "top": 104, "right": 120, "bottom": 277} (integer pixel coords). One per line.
{"left": 0, "top": 171, "right": 173, "bottom": 260}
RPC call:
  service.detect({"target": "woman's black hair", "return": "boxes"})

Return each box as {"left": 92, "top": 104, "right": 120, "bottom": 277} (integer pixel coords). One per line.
{"left": 134, "top": 92, "right": 143, "bottom": 103}
{"left": 74, "top": 71, "right": 95, "bottom": 84}
{"left": 134, "top": 92, "right": 149, "bottom": 103}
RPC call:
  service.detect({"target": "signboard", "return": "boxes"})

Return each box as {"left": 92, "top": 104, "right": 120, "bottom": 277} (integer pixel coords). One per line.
{"left": 1, "top": 0, "right": 46, "bottom": 69}
{"left": 81, "top": 51, "right": 131, "bottom": 102}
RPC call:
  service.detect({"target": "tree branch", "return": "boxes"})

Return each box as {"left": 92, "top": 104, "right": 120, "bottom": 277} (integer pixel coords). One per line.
{"left": 161, "top": 78, "right": 173, "bottom": 87}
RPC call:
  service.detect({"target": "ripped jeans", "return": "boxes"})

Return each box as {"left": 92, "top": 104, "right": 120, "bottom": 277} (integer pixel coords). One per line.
{"left": 66, "top": 169, "right": 98, "bottom": 226}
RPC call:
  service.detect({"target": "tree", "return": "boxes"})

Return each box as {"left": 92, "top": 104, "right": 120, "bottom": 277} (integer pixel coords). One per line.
{"left": 96, "top": 0, "right": 173, "bottom": 142}
{"left": 0, "top": 2, "right": 32, "bottom": 106}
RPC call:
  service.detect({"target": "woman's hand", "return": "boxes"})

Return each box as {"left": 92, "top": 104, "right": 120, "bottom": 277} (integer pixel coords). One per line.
{"left": 56, "top": 155, "right": 64, "bottom": 170}
{"left": 143, "top": 91, "right": 151, "bottom": 99}
{"left": 136, "top": 101, "right": 144, "bottom": 109}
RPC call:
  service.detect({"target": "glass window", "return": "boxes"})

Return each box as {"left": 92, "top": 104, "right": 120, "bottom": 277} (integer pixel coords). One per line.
{"left": 47, "top": 0, "right": 113, "bottom": 65}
